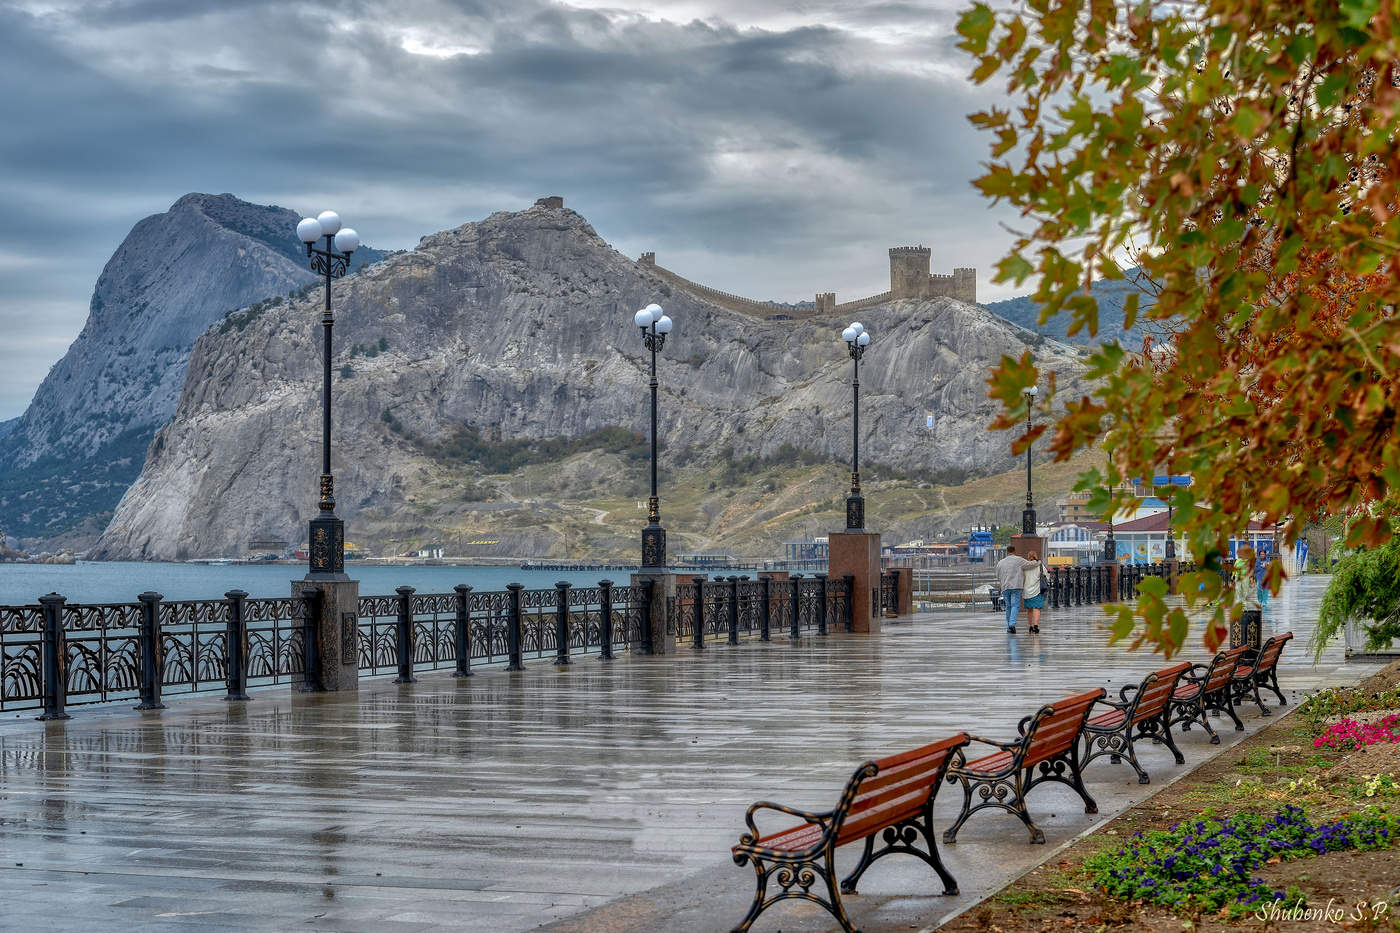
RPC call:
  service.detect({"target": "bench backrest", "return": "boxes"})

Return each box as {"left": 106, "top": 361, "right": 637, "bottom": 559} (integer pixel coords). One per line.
{"left": 1204, "top": 644, "right": 1251, "bottom": 693}
{"left": 1250, "top": 632, "right": 1293, "bottom": 674}
{"left": 1022, "top": 689, "right": 1105, "bottom": 769}
{"left": 1130, "top": 661, "right": 1191, "bottom": 724}
{"left": 836, "top": 733, "right": 969, "bottom": 844}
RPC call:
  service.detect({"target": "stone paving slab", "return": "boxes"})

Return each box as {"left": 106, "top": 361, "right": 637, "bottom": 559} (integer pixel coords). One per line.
{"left": 0, "top": 575, "right": 1378, "bottom": 932}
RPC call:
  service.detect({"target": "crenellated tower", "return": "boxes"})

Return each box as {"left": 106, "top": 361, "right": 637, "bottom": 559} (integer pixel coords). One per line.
{"left": 889, "top": 246, "right": 933, "bottom": 299}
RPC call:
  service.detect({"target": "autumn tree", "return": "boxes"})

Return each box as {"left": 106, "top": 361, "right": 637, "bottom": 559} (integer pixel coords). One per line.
{"left": 958, "top": 0, "right": 1400, "bottom": 653}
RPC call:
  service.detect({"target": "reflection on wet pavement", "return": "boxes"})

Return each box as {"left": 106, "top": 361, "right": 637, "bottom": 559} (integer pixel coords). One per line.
{"left": 0, "top": 576, "right": 1376, "bottom": 931}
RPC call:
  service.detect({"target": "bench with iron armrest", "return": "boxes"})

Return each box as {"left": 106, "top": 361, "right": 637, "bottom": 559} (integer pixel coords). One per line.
{"left": 941, "top": 689, "right": 1104, "bottom": 846}
{"left": 1168, "top": 644, "right": 1250, "bottom": 743}
{"left": 731, "top": 733, "right": 970, "bottom": 933}
{"left": 1231, "top": 632, "right": 1294, "bottom": 716}
{"left": 1082, "top": 662, "right": 1191, "bottom": 784}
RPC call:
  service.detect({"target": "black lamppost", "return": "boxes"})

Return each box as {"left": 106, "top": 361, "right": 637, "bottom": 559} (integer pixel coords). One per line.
{"left": 1164, "top": 470, "right": 1177, "bottom": 559}
{"left": 1022, "top": 384, "right": 1038, "bottom": 535}
{"left": 840, "top": 322, "right": 872, "bottom": 531}
{"left": 633, "top": 302, "right": 673, "bottom": 568}
{"left": 295, "top": 210, "right": 359, "bottom": 578}
{"left": 1103, "top": 449, "right": 1117, "bottom": 562}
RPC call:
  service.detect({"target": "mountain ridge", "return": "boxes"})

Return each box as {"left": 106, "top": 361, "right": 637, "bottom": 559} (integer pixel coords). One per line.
{"left": 93, "top": 201, "right": 1092, "bottom": 561}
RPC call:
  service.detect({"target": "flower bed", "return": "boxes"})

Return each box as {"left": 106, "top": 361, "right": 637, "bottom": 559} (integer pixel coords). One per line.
{"left": 1085, "top": 805, "right": 1400, "bottom": 916}
{"left": 1314, "top": 713, "right": 1400, "bottom": 750}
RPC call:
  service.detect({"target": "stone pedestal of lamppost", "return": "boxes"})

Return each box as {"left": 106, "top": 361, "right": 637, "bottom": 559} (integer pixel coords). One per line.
{"left": 292, "top": 577, "right": 361, "bottom": 692}
{"left": 828, "top": 532, "right": 882, "bottom": 633}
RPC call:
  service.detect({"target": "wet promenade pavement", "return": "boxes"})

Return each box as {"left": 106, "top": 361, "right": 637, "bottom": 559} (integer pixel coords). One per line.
{"left": 0, "top": 575, "right": 1379, "bottom": 932}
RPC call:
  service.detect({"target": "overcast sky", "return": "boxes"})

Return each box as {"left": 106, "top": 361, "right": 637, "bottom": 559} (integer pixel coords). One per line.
{"left": 0, "top": 0, "right": 1022, "bottom": 421}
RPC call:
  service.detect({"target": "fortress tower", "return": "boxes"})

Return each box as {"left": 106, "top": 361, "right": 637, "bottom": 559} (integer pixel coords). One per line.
{"left": 889, "top": 246, "right": 933, "bottom": 299}
{"left": 888, "top": 247, "right": 977, "bottom": 304}
{"left": 814, "top": 292, "right": 836, "bottom": 315}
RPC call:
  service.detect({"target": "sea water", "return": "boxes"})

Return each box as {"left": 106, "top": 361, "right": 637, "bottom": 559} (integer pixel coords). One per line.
{"left": 0, "top": 562, "right": 628, "bottom": 605}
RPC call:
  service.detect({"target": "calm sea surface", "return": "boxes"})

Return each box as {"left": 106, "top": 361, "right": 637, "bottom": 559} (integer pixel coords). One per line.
{"left": 0, "top": 562, "right": 638, "bottom": 605}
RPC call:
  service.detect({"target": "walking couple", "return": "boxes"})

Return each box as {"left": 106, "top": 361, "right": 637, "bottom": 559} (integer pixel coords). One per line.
{"left": 996, "top": 544, "right": 1046, "bottom": 634}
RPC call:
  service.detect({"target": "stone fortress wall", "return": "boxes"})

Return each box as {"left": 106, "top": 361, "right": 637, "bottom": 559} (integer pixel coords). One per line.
{"left": 530, "top": 197, "right": 976, "bottom": 319}
{"left": 636, "top": 246, "right": 975, "bottom": 320}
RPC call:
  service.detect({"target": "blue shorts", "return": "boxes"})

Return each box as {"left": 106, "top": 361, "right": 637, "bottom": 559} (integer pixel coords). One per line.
{"left": 1023, "top": 594, "right": 1045, "bottom": 609}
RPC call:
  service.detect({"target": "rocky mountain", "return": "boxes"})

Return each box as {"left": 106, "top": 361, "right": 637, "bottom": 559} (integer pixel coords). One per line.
{"left": 0, "top": 193, "right": 382, "bottom": 547}
{"left": 94, "top": 201, "right": 1093, "bottom": 561}
{"left": 984, "top": 271, "right": 1158, "bottom": 348}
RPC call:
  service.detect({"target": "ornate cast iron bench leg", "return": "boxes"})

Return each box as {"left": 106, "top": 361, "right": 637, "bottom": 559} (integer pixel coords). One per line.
{"left": 731, "top": 848, "right": 859, "bottom": 933}
{"left": 1142, "top": 711, "right": 1185, "bottom": 765}
{"left": 841, "top": 804, "right": 957, "bottom": 896}
{"left": 1264, "top": 667, "right": 1287, "bottom": 706}
{"left": 1174, "top": 696, "right": 1219, "bottom": 744}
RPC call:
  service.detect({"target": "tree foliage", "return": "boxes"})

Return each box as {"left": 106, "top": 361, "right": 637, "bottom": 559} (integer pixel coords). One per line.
{"left": 1315, "top": 534, "right": 1400, "bottom": 658}
{"left": 959, "top": 0, "right": 1400, "bottom": 654}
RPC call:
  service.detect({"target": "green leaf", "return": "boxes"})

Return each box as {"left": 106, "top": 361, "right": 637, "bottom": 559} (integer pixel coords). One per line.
{"left": 997, "top": 253, "right": 1036, "bottom": 285}
{"left": 957, "top": 3, "right": 996, "bottom": 54}
{"left": 1138, "top": 575, "right": 1168, "bottom": 598}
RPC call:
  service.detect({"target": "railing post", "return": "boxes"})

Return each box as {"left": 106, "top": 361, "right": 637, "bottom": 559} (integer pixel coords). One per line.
{"left": 640, "top": 579, "right": 654, "bottom": 654}
{"left": 843, "top": 575, "right": 855, "bottom": 632}
{"left": 1075, "top": 567, "right": 1084, "bottom": 606}
{"left": 135, "top": 591, "right": 167, "bottom": 710}
{"left": 816, "top": 573, "right": 828, "bottom": 636}
{"left": 506, "top": 583, "right": 525, "bottom": 670}
{"left": 453, "top": 584, "right": 473, "bottom": 677}
{"left": 759, "top": 575, "right": 772, "bottom": 641}
{"left": 37, "top": 593, "right": 69, "bottom": 721}
{"left": 598, "top": 579, "right": 615, "bottom": 661}
{"left": 789, "top": 574, "right": 802, "bottom": 639}
{"left": 394, "top": 585, "right": 417, "bottom": 683}
{"left": 299, "top": 586, "right": 323, "bottom": 691}
{"left": 727, "top": 576, "right": 740, "bottom": 645}
{"left": 1049, "top": 568, "right": 1059, "bottom": 608}
{"left": 554, "top": 581, "right": 573, "bottom": 665}
{"left": 224, "top": 589, "right": 250, "bottom": 701}
{"left": 693, "top": 577, "right": 705, "bottom": 650}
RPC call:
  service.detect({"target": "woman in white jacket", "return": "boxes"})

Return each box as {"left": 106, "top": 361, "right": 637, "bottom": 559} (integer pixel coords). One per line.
{"left": 1022, "top": 552, "right": 1046, "bottom": 634}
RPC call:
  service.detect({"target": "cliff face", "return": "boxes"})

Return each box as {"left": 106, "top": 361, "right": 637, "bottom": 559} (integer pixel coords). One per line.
{"left": 94, "top": 203, "right": 1090, "bottom": 561}
{"left": 0, "top": 193, "right": 382, "bottom": 546}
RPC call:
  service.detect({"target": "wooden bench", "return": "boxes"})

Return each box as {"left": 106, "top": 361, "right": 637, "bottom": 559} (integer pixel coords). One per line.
{"left": 730, "top": 733, "right": 969, "bottom": 933}
{"left": 1231, "top": 632, "right": 1294, "bottom": 716}
{"left": 1082, "top": 662, "right": 1191, "bottom": 784}
{"left": 1168, "top": 644, "right": 1250, "bottom": 742}
{"left": 941, "top": 688, "right": 1104, "bottom": 845}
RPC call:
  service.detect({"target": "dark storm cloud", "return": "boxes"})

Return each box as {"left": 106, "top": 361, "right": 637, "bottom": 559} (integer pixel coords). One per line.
{"left": 0, "top": 0, "right": 1012, "bottom": 419}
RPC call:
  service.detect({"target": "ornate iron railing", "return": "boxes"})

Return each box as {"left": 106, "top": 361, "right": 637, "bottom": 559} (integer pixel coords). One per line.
{"left": 0, "top": 592, "right": 308, "bottom": 716}
{"left": 0, "top": 574, "right": 854, "bottom": 718}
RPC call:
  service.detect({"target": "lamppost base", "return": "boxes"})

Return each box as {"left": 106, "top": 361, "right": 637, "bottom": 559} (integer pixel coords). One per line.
{"left": 308, "top": 513, "right": 346, "bottom": 579}
{"left": 1022, "top": 508, "right": 1037, "bottom": 535}
{"left": 845, "top": 494, "right": 865, "bottom": 532}
{"left": 641, "top": 524, "right": 667, "bottom": 570}
{"left": 1103, "top": 539, "right": 1117, "bottom": 563}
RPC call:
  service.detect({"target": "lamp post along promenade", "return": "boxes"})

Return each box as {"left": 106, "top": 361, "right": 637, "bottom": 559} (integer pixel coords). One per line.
{"left": 1022, "top": 384, "right": 1038, "bottom": 536}
{"left": 827, "top": 322, "right": 882, "bottom": 633}
{"left": 292, "top": 210, "right": 362, "bottom": 693}
{"left": 634, "top": 303, "right": 673, "bottom": 569}
{"left": 841, "top": 322, "right": 871, "bottom": 531}
{"left": 627, "top": 302, "right": 678, "bottom": 656}
{"left": 296, "top": 210, "right": 359, "bottom": 579}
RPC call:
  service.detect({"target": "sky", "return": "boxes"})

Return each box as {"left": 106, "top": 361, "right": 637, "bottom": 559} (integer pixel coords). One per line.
{"left": 0, "top": 0, "right": 1023, "bottom": 421}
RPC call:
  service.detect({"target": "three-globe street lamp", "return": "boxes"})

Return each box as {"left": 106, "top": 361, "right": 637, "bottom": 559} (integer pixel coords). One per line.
{"left": 296, "top": 210, "right": 360, "bottom": 578}
{"left": 633, "top": 302, "right": 674, "bottom": 569}
{"left": 840, "top": 322, "right": 872, "bottom": 531}
{"left": 1022, "top": 385, "right": 1039, "bottom": 535}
